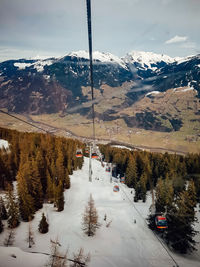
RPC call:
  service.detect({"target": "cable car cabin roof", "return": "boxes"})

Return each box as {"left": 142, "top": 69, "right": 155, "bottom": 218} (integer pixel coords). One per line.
{"left": 76, "top": 150, "right": 83, "bottom": 157}
{"left": 76, "top": 154, "right": 83, "bottom": 158}
{"left": 155, "top": 216, "right": 168, "bottom": 228}
{"left": 156, "top": 216, "right": 166, "bottom": 220}
{"left": 91, "top": 153, "right": 98, "bottom": 158}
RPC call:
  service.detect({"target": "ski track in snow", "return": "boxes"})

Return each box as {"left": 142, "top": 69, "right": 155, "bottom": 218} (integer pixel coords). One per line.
{"left": 0, "top": 157, "right": 200, "bottom": 267}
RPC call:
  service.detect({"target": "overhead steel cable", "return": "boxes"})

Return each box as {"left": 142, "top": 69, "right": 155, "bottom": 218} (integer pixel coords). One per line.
{"left": 86, "top": 0, "right": 95, "bottom": 141}
{"left": 0, "top": 109, "right": 51, "bottom": 134}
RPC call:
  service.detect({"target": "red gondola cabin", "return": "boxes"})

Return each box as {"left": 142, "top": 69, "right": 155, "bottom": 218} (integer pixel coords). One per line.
{"left": 76, "top": 149, "right": 83, "bottom": 158}
{"left": 113, "top": 185, "right": 120, "bottom": 192}
{"left": 155, "top": 216, "right": 168, "bottom": 229}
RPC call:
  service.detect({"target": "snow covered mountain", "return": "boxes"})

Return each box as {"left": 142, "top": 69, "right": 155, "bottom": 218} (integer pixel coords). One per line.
{"left": 123, "top": 51, "right": 182, "bottom": 70}
{"left": 0, "top": 50, "right": 199, "bottom": 117}
{"left": 67, "top": 50, "right": 127, "bottom": 69}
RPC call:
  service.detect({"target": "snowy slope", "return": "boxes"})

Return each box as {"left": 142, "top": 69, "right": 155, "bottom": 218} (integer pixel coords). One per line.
{"left": 0, "top": 157, "right": 200, "bottom": 267}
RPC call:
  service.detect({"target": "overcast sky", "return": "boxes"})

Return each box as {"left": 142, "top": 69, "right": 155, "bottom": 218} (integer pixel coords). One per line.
{"left": 0, "top": 0, "right": 200, "bottom": 61}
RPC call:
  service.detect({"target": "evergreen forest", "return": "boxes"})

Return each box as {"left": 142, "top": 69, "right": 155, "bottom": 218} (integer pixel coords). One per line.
{"left": 0, "top": 127, "right": 84, "bottom": 222}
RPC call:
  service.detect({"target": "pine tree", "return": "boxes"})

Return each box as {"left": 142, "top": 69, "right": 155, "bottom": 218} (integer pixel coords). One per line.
{"left": 6, "top": 186, "right": 20, "bottom": 228}
{"left": 125, "top": 155, "right": 137, "bottom": 188}
{"left": 55, "top": 181, "right": 65, "bottom": 212}
{"left": 30, "top": 159, "right": 43, "bottom": 210}
{"left": 140, "top": 172, "right": 147, "bottom": 202}
{"left": 17, "top": 169, "right": 35, "bottom": 221}
{"left": 46, "top": 170, "right": 54, "bottom": 203}
{"left": 56, "top": 147, "right": 65, "bottom": 184}
{"left": 38, "top": 213, "right": 49, "bottom": 234}
{"left": 36, "top": 149, "right": 47, "bottom": 195}
{"left": 155, "top": 177, "right": 173, "bottom": 213}
{"left": 82, "top": 194, "right": 100, "bottom": 236}
{"left": 65, "top": 172, "right": 70, "bottom": 190}
{"left": 0, "top": 197, "right": 8, "bottom": 220}
{"left": 166, "top": 181, "right": 197, "bottom": 253}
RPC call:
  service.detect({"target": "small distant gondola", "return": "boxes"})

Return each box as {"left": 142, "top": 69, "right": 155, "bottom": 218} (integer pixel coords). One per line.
{"left": 91, "top": 152, "right": 98, "bottom": 159}
{"left": 113, "top": 185, "right": 120, "bottom": 192}
{"left": 120, "top": 177, "right": 125, "bottom": 183}
{"left": 76, "top": 149, "right": 83, "bottom": 158}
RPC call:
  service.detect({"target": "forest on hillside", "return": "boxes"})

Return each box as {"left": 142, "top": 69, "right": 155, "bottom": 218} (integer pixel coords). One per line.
{"left": 0, "top": 127, "right": 200, "bottom": 254}
{"left": 0, "top": 127, "right": 84, "bottom": 223}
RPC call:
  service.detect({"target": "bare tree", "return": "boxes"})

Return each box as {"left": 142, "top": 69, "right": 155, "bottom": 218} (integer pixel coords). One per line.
{"left": 4, "top": 229, "right": 15, "bottom": 246}
{"left": 45, "top": 238, "right": 90, "bottom": 267}
{"left": 82, "top": 194, "right": 100, "bottom": 236}
{"left": 26, "top": 221, "right": 35, "bottom": 248}
{"left": 70, "top": 248, "right": 90, "bottom": 267}
{"left": 46, "top": 238, "right": 68, "bottom": 267}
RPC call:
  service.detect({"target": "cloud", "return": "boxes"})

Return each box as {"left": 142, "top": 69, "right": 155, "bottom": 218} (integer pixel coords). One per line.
{"left": 0, "top": 46, "right": 61, "bottom": 62}
{"left": 165, "top": 35, "right": 188, "bottom": 44}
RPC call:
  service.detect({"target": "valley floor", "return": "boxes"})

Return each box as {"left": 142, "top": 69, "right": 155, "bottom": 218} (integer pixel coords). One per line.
{"left": 0, "top": 157, "right": 200, "bottom": 267}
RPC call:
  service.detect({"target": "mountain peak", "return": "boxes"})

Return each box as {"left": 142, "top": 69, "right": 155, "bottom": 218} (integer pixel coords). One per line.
{"left": 66, "top": 50, "right": 127, "bottom": 69}
{"left": 123, "top": 50, "right": 182, "bottom": 70}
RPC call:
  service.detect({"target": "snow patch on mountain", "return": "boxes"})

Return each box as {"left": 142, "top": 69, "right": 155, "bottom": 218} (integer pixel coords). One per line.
{"left": 123, "top": 51, "right": 182, "bottom": 70}
{"left": 14, "top": 63, "right": 32, "bottom": 70}
{"left": 33, "top": 60, "right": 53, "bottom": 72}
{"left": 146, "top": 91, "right": 161, "bottom": 96}
{"left": 173, "top": 86, "right": 195, "bottom": 93}
{"left": 68, "top": 50, "right": 127, "bottom": 69}
{"left": 14, "top": 60, "right": 53, "bottom": 72}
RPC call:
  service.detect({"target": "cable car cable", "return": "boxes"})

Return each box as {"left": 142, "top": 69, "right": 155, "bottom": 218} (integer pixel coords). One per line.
{"left": 0, "top": 109, "right": 51, "bottom": 134}
{"left": 86, "top": 0, "right": 95, "bottom": 142}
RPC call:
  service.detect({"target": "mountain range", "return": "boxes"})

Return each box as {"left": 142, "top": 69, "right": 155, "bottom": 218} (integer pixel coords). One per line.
{"left": 0, "top": 50, "right": 200, "bottom": 135}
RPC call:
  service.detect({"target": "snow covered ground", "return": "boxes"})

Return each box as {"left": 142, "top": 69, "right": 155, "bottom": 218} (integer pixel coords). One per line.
{"left": 0, "top": 157, "right": 200, "bottom": 267}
